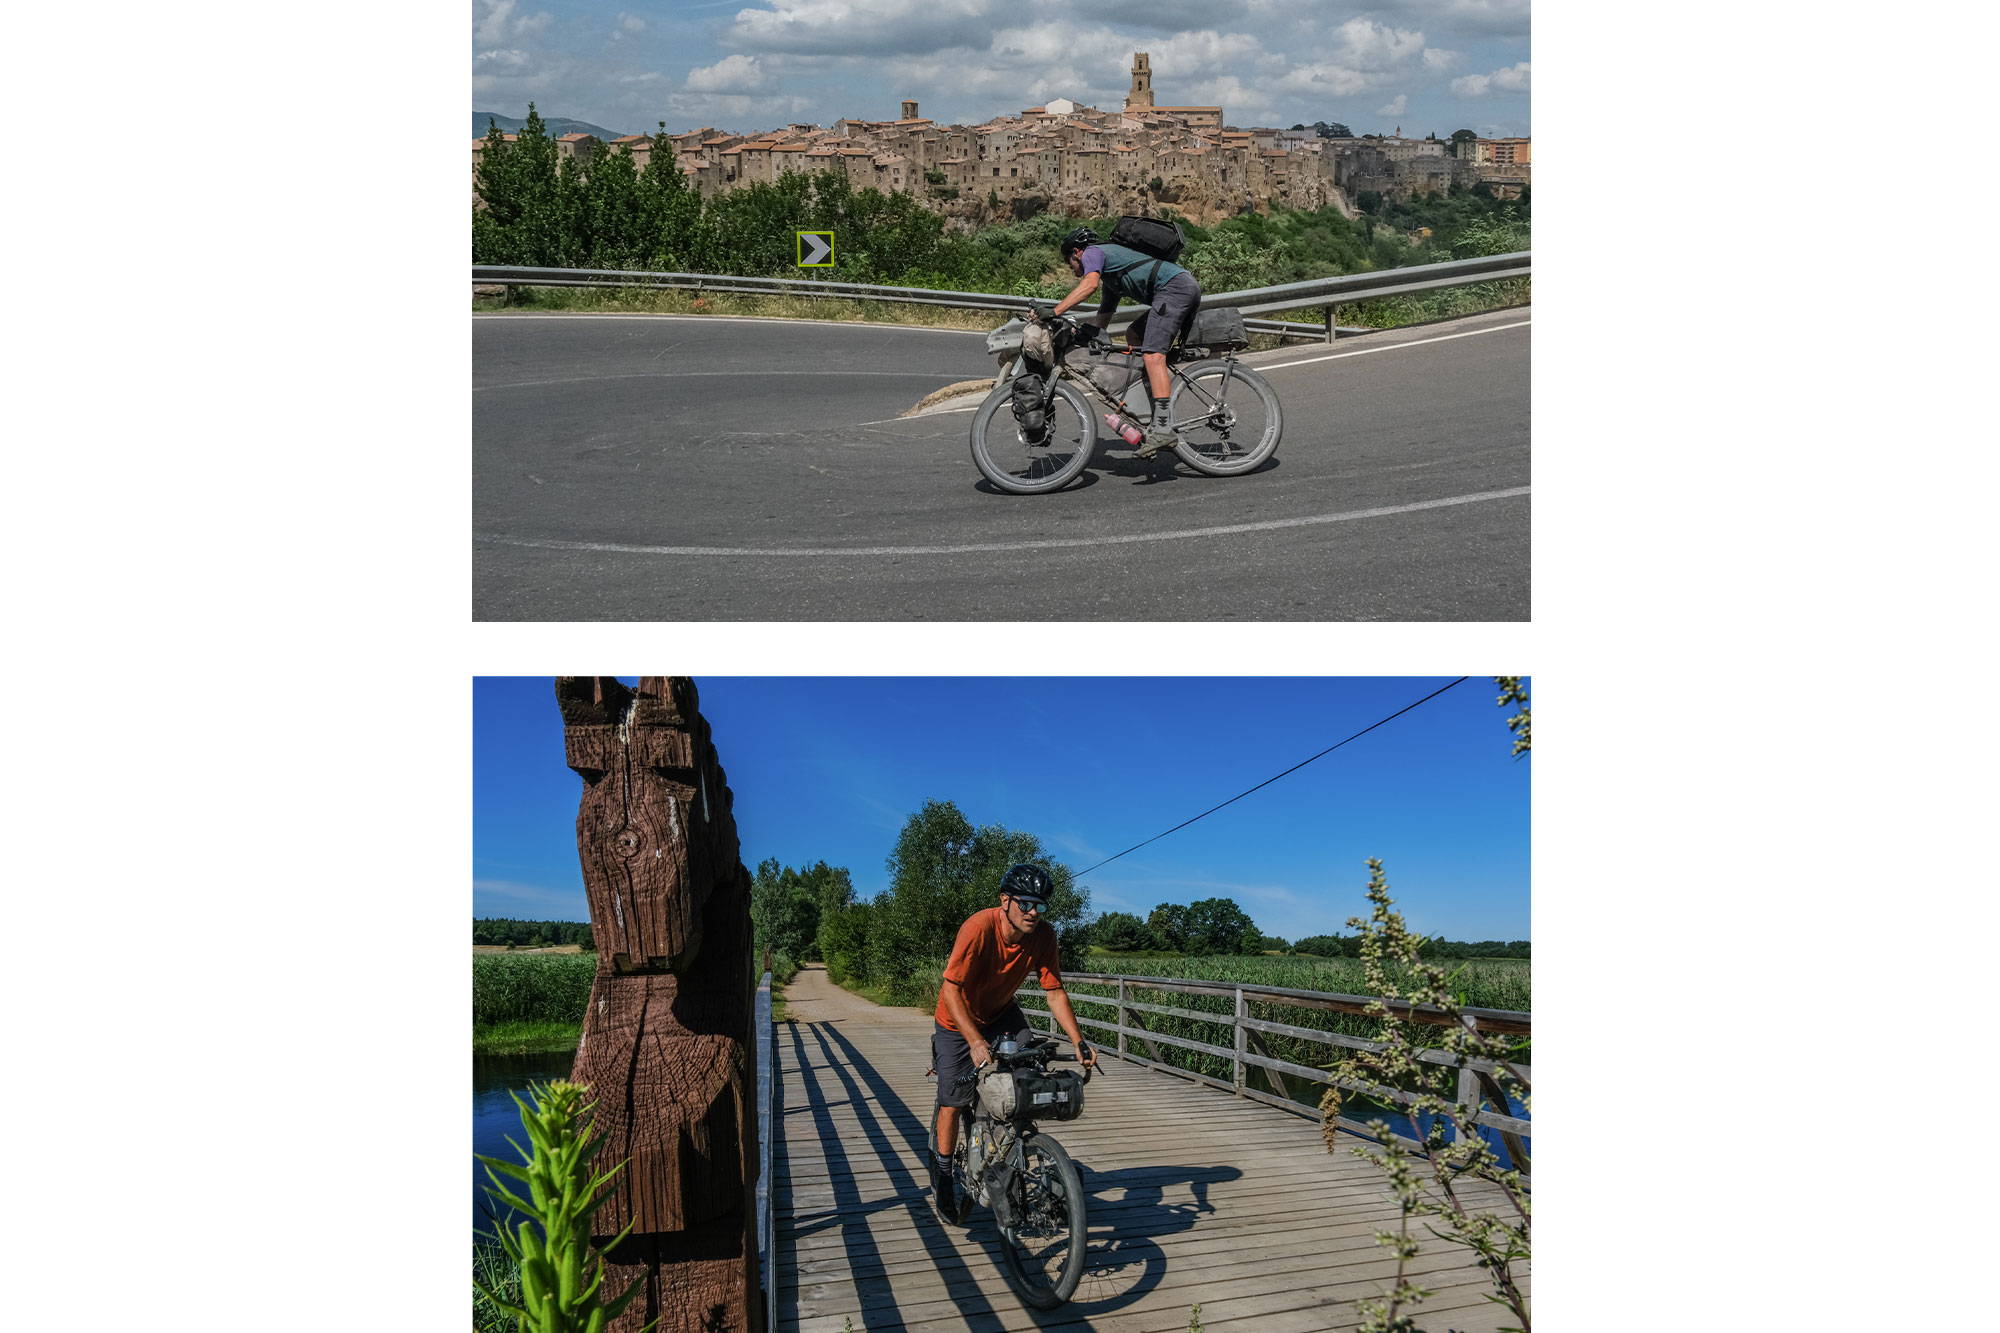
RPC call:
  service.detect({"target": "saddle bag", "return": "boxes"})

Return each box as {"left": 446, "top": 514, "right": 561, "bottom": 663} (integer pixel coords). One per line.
{"left": 1183, "top": 307, "right": 1249, "bottom": 353}
{"left": 1108, "top": 214, "right": 1186, "bottom": 262}
{"left": 977, "top": 1066, "right": 1085, "bottom": 1122}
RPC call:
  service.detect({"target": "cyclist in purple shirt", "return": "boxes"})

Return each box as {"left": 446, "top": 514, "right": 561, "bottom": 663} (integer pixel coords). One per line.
{"left": 1050, "top": 227, "right": 1203, "bottom": 458}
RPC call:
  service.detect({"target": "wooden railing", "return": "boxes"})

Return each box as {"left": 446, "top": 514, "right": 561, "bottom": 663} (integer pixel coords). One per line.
{"left": 1018, "top": 971, "right": 1530, "bottom": 1169}
{"left": 754, "top": 968, "right": 775, "bottom": 1333}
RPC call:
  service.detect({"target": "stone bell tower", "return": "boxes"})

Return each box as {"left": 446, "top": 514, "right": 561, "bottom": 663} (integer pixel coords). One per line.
{"left": 1126, "top": 52, "right": 1153, "bottom": 111}
{"left": 901, "top": 99, "right": 918, "bottom": 120}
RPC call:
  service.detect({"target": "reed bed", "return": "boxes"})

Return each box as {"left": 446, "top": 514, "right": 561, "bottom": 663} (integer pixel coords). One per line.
{"left": 472, "top": 953, "right": 595, "bottom": 1029}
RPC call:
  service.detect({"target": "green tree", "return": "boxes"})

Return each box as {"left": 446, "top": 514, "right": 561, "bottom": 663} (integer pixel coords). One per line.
{"left": 1182, "top": 897, "right": 1258, "bottom": 954}
{"left": 1146, "top": 903, "right": 1191, "bottom": 952}
{"left": 1180, "top": 229, "right": 1282, "bottom": 293}
{"left": 869, "top": 798, "right": 1088, "bottom": 981}
{"left": 817, "top": 900, "right": 873, "bottom": 986}
{"left": 1092, "top": 910, "right": 1151, "bottom": 951}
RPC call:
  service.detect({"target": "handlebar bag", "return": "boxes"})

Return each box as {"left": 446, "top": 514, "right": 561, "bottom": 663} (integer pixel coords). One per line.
{"left": 979, "top": 1066, "right": 1085, "bottom": 1121}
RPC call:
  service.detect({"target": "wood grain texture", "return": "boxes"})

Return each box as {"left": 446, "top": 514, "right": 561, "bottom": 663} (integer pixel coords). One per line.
{"left": 559, "top": 676, "right": 759, "bottom": 1333}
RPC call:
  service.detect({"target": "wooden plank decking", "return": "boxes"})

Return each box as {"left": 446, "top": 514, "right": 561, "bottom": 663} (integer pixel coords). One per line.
{"left": 775, "top": 966, "right": 1528, "bottom": 1332}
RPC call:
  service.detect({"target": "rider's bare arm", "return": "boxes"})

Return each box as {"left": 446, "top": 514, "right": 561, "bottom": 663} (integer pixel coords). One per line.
{"left": 1042, "top": 986, "right": 1097, "bottom": 1067}
{"left": 1050, "top": 271, "right": 1101, "bottom": 319}
{"left": 940, "top": 978, "right": 990, "bottom": 1066}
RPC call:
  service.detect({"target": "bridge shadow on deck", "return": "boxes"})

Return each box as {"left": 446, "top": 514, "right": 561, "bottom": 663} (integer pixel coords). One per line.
{"left": 783, "top": 1020, "right": 1010, "bottom": 1329}
{"left": 783, "top": 1017, "right": 1248, "bottom": 1329}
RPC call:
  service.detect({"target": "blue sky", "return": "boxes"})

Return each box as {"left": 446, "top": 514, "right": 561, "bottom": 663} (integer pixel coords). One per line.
{"left": 474, "top": 675, "right": 1529, "bottom": 942}
{"left": 473, "top": 1, "right": 1529, "bottom": 141}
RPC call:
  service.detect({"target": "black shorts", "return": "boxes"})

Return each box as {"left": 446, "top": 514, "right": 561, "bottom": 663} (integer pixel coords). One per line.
{"left": 1126, "top": 272, "right": 1202, "bottom": 356}
{"left": 931, "top": 1001, "right": 1032, "bottom": 1109}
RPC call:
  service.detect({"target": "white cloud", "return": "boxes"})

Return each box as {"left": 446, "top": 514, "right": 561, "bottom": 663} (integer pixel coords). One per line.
{"left": 474, "top": 879, "right": 586, "bottom": 912}
{"left": 475, "top": 49, "right": 532, "bottom": 71}
{"left": 1452, "top": 61, "right": 1530, "bottom": 97}
{"left": 1377, "top": 93, "right": 1407, "bottom": 117}
{"left": 1401, "top": 0, "right": 1530, "bottom": 38}
{"left": 727, "top": 0, "right": 1003, "bottom": 55}
{"left": 474, "top": 0, "right": 552, "bottom": 43}
{"left": 1332, "top": 17, "right": 1428, "bottom": 69}
{"left": 668, "top": 90, "right": 817, "bottom": 124}
{"left": 1422, "top": 48, "right": 1460, "bottom": 72}
{"left": 613, "top": 13, "right": 647, "bottom": 39}
{"left": 686, "top": 53, "right": 769, "bottom": 93}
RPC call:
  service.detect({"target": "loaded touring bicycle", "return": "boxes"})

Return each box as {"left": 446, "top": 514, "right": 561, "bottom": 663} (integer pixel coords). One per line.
{"left": 972, "top": 304, "right": 1283, "bottom": 495}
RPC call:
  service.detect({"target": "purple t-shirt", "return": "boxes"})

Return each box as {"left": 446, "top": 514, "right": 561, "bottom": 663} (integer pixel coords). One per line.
{"left": 1077, "top": 245, "right": 1117, "bottom": 314}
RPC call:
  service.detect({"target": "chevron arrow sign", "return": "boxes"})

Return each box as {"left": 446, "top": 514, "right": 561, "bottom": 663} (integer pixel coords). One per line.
{"left": 796, "top": 230, "right": 835, "bottom": 267}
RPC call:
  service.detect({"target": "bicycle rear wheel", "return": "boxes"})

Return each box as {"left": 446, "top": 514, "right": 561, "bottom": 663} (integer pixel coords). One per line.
{"left": 969, "top": 375, "right": 1096, "bottom": 495}
{"left": 1170, "top": 360, "right": 1283, "bottom": 476}
{"left": 996, "top": 1130, "right": 1087, "bottom": 1309}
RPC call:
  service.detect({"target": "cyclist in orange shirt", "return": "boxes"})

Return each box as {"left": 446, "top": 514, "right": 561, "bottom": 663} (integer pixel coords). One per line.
{"left": 928, "top": 863, "right": 1097, "bottom": 1223}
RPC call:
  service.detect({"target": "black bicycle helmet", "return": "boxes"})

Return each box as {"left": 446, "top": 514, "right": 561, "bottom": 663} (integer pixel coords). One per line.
{"left": 999, "top": 862, "right": 1054, "bottom": 904}
{"left": 1059, "top": 227, "right": 1098, "bottom": 260}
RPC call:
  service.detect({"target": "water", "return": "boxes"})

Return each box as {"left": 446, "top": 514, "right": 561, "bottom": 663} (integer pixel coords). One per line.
{"left": 473, "top": 1047, "right": 577, "bottom": 1237}
{"left": 1332, "top": 1091, "right": 1531, "bottom": 1171}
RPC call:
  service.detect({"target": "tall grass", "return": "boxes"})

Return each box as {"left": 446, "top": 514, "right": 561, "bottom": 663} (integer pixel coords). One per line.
{"left": 473, "top": 953, "right": 595, "bottom": 1028}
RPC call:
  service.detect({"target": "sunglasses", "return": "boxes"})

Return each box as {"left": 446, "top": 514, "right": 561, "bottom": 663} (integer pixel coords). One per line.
{"left": 1007, "top": 896, "right": 1046, "bottom": 915}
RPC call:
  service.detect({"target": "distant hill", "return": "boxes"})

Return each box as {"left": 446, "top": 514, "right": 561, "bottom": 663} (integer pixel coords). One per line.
{"left": 474, "top": 111, "right": 631, "bottom": 141}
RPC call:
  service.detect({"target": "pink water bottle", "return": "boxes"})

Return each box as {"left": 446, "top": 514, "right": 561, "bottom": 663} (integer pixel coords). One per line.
{"left": 1104, "top": 414, "right": 1144, "bottom": 447}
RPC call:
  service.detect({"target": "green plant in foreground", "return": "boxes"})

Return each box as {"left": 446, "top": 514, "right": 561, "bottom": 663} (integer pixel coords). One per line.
{"left": 475, "top": 1080, "right": 656, "bottom": 1333}
{"left": 1321, "top": 861, "right": 1531, "bottom": 1333}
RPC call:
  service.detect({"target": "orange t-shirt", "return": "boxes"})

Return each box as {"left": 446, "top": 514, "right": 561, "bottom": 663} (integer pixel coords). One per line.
{"left": 933, "top": 906, "right": 1064, "bottom": 1031}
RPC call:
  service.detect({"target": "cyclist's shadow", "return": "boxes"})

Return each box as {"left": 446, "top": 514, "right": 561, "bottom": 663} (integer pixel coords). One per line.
{"left": 1060, "top": 1160, "right": 1243, "bottom": 1316}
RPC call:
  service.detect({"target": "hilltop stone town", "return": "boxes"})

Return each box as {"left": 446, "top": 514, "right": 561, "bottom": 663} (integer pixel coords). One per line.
{"left": 475, "top": 53, "right": 1529, "bottom": 225}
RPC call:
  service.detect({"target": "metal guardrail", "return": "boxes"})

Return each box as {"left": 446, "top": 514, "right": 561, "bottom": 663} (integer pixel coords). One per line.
{"left": 1018, "top": 971, "right": 1530, "bottom": 1168}
{"left": 754, "top": 969, "right": 774, "bottom": 1333}
{"left": 471, "top": 249, "right": 1529, "bottom": 344}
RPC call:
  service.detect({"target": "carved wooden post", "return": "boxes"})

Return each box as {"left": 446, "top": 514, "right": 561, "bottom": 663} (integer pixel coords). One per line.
{"left": 557, "top": 676, "right": 759, "bottom": 1333}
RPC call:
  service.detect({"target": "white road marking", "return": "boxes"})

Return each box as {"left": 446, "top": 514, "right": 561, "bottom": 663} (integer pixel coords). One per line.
{"left": 475, "top": 369, "right": 963, "bottom": 393}
{"left": 873, "top": 316, "right": 1533, "bottom": 418}
{"left": 1259, "top": 320, "right": 1530, "bottom": 372}
{"left": 473, "top": 313, "right": 987, "bottom": 334}
{"left": 478, "top": 486, "right": 1528, "bottom": 559}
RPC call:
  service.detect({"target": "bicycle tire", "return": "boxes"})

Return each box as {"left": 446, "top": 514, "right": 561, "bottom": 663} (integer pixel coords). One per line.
{"left": 996, "top": 1130, "right": 1087, "bottom": 1309}
{"left": 1170, "top": 359, "right": 1283, "bottom": 476}
{"left": 969, "top": 374, "right": 1096, "bottom": 496}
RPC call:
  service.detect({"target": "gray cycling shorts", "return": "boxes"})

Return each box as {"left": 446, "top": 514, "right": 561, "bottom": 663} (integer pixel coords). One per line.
{"left": 1126, "top": 272, "right": 1202, "bottom": 356}
{"left": 932, "top": 1002, "right": 1032, "bottom": 1109}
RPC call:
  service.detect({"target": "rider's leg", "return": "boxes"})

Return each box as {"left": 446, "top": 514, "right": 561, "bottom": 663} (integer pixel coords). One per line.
{"left": 935, "top": 1103, "right": 960, "bottom": 1157}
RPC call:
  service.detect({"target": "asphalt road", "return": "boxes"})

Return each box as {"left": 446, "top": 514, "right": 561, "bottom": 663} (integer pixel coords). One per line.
{"left": 473, "top": 308, "right": 1529, "bottom": 620}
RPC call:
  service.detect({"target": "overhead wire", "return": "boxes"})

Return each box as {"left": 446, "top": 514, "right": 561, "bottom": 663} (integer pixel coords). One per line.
{"left": 1072, "top": 676, "right": 1472, "bottom": 879}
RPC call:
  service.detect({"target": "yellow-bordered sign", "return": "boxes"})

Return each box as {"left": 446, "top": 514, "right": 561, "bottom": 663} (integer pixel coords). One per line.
{"left": 796, "top": 230, "right": 835, "bottom": 267}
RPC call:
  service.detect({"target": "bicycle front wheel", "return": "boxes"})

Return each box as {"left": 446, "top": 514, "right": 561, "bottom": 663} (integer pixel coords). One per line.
{"left": 996, "top": 1131, "right": 1087, "bottom": 1309}
{"left": 1171, "top": 360, "right": 1283, "bottom": 477}
{"left": 969, "top": 376, "right": 1096, "bottom": 495}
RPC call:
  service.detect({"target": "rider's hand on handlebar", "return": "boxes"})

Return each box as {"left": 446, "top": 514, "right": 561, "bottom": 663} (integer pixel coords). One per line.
{"left": 971, "top": 1041, "right": 992, "bottom": 1071}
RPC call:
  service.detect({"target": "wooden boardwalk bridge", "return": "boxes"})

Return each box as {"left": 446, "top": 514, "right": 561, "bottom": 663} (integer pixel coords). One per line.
{"left": 773, "top": 965, "right": 1529, "bottom": 1332}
